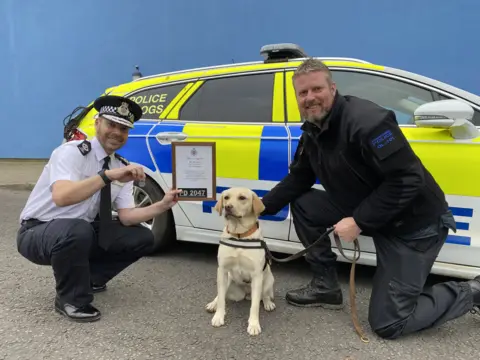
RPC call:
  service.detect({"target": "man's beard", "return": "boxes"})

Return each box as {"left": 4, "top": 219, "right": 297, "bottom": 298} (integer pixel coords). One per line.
{"left": 304, "top": 110, "right": 328, "bottom": 126}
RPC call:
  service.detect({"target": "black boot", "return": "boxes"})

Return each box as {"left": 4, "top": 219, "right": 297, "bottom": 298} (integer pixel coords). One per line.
{"left": 468, "top": 275, "right": 480, "bottom": 314}
{"left": 285, "top": 266, "right": 343, "bottom": 309}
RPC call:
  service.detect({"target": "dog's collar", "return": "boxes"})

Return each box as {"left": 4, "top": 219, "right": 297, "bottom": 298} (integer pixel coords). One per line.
{"left": 220, "top": 222, "right": 264, "bottom": 249}
{"left": 226, "top": 222, "right": 259, "bottom": 239}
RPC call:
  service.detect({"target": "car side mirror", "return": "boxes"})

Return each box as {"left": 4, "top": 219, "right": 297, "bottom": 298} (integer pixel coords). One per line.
{"left": 414, "top": 99, "right": 479, "bottom": 140}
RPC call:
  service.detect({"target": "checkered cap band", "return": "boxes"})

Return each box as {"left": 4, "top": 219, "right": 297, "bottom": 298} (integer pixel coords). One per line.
{"left": 99, "top": 105, "right": 117, "bottom": 114}
{"left": 98, "top": 104, "right": 135, "bottom": 121}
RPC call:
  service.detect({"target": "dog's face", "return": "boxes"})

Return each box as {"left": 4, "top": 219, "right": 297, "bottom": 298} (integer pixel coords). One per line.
{"left": 214, "top": 187, "right": 265, "bottom": 219}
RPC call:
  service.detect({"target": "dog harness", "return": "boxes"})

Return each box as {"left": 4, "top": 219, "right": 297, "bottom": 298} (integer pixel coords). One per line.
{"left": 219, "top": 222, "right": 271, "bottom": 271}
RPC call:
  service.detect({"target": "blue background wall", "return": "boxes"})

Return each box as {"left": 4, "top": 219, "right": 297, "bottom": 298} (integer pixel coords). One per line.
{"left": 1, "top": 0, "right": 479, "bottom": 158}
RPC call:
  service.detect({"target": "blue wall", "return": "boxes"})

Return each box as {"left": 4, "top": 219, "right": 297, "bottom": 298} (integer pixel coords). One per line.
{"left": 1, "top": 0, "right": 479, "bottom": 158}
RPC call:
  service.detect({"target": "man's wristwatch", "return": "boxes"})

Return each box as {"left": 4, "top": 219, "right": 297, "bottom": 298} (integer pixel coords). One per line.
{"left": 98, "top": 169, "right": 112, "bottom": 185}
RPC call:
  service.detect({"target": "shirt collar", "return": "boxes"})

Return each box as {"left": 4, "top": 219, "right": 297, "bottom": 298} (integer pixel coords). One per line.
{"left": 91, "top": 137, "right": 113, "bottom": 163}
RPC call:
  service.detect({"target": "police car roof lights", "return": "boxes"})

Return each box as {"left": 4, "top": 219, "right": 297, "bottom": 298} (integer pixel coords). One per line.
{"left": 260, "top": 43, "right": 371, "bottom": 64}
{"left": 132, "top": 65, "right": 143, "bottom": 81}
{"left": 260, "top": 43, "right": 308, "bottom": 62}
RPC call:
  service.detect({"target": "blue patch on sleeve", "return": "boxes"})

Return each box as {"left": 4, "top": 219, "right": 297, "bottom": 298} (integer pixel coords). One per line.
{"left": 368, "top": 128, "right": 404, "bottom": 160}
{"left": 371, "top": 130, "right": 395, "bottom": 149}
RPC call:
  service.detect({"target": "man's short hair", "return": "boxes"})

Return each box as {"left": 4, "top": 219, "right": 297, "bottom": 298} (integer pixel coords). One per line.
{"left": 292, "top": 58, "right": 333, "bottom": 84}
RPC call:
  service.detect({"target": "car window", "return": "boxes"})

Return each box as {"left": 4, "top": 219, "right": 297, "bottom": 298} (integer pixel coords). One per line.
{"left": 331, "top": 70, "right": 435, "bottom": 125}
{"left": 179, "top": 73, "right": 274, "bottom": 122}
{"left": 437, "top": 94, "right": 480, "bottom": 126}
{"left": 128, "top": 83, "right": 186, "bottom": 119}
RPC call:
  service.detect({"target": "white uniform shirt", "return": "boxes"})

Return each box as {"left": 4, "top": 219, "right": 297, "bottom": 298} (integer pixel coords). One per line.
{"left": 19, "top": 137, "right": 135, "bottom": 224}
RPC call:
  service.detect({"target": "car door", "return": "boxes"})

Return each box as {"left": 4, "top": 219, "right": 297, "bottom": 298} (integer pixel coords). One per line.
{"left": 284, "top": 67, "right": 480, "bottom": 268}
{"left": 148, "top": 70, "right": 291, "bottom": 241}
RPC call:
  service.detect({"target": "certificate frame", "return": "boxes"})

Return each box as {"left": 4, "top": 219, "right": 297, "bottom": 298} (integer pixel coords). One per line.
{"left": 171, "top": 141, "right": 217, "bottom": 201}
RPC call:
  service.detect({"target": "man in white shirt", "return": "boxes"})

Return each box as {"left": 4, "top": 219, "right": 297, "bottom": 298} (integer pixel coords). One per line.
{"left": 17, "top": 95, "right": 182, "bottom": 322}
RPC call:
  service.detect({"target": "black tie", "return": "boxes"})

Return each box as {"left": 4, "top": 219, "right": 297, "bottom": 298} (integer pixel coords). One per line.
{"left": 98, "top": 156, "right": 112, "bottom": 249}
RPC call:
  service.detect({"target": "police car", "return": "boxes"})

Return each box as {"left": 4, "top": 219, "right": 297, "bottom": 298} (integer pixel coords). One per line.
{"left": 65, "top": 43, "right": 480, "bottom": 280}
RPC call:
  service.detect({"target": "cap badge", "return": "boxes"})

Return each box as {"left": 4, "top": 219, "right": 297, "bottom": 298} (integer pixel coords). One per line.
{"left": 117, "top": 102, "right": 130, "bottom": 117}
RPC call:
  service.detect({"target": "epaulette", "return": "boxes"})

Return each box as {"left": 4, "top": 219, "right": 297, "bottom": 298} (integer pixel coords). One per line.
{"left": 114, "top": 153, "right": 129, "bottom": 166}
{"left": 77, "top": 140, "right": 92, "bottom": 156}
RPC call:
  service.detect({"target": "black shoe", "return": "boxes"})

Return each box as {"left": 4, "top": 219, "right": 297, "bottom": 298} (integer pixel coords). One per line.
{"left": 54, "top": 298, "right": 101, "bottom": 323}
{"left": 468, "top": 275, "right": 480, "bottom": 314}
{"left": 286, "top": 267, "right": 344, "bottom": 309}
{"left": 92, "top": 283, "right": 107, "bottom": 293}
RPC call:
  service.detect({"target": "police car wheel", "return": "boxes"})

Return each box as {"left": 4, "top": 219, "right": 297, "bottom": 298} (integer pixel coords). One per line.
{"left": 133, "top": 177, "right": 176, "bottom": 253}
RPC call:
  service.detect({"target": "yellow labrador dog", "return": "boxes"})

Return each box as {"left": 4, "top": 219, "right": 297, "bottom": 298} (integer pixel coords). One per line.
{"left": 205, "top": 187, "right": 276, "bottom": 336}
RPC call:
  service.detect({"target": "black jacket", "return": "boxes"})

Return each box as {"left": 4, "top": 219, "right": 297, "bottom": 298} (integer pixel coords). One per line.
{"left": 261, "top": 92, "right": 449, "bottom": 236}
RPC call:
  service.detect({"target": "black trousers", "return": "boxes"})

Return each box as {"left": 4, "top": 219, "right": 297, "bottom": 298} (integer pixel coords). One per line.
{"left": 16, "top": 218, "right": 154, "bottom": 307}
{"left": 291, "top": 189, "right": 474, "bottom": 339}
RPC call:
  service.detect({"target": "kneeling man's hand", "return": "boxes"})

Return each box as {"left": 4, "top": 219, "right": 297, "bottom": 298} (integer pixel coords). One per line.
{"left": 161, "top": 188, "right": 183, "bottom": 210}
{"left": 334, "top": 217, "right": 361, "bottom": 242}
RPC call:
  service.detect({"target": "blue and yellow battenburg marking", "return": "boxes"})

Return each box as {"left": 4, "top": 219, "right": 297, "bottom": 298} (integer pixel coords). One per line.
{"left": 119, "top": 121, "right": 291, "bottom": 181}
{"left": 117, "top": 121, "right": 291, "bottom": 223}
{"left": 116, "top": 122, "right": 474, "bottom": 246}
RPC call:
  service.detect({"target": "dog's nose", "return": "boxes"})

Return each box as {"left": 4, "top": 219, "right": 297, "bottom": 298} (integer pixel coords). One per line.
{"left": 225, "top": 204, "right": 233, "bottom": 210}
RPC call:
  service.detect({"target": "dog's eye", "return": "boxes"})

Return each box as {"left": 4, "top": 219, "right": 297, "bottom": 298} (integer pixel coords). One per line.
{"left": 238, "top": 196, "right": 246, "bottom": 200}
{"left": 224, "top": 196, "right": 230, "bottom": 200}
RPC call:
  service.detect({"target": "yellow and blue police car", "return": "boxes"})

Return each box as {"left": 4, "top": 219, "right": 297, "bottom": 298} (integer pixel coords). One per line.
{"left": 65, "top": 43, "right": 480, "bottom": 280}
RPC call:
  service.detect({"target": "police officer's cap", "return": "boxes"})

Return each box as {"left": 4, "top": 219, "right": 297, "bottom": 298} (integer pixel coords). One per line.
{"left": 93, "top": 95, "right": 143, "bottom": 128}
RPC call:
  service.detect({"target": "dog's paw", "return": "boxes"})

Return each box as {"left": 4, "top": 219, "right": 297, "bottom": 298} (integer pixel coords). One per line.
{"left": 263, "top": 300, "right": 276, "bottom": 312}
{"left": 247, "top": 320, "right": 262, "bottom": 336}
{"left": 211, "top": 313, "right": 225, "bottom": 327}
{"left": 205, "top": 300, "right": 217, "bottom": 313}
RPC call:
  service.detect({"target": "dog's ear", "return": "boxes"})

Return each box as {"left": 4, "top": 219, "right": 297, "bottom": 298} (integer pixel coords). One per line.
{"left": 214, "top": 194, "right": 223, "bottom": 216}
{"left": 252, "top": 192, "right": 265, "bottom": 216}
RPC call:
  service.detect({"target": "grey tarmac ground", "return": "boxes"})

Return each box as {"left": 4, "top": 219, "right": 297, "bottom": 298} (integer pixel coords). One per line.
{"left": 0, "top": 161, "right": 479, "bottom": 360}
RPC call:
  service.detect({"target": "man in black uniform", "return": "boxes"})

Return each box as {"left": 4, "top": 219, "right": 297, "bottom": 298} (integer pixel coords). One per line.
{"left": 260, "top": 58, "right": 480, "bottom": 339}
{"left": 17, "top": 95, "right": 182, "bottom": 322}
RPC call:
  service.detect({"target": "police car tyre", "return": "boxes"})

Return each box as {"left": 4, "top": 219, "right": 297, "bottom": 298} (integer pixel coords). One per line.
{"left": 134, "top": 177, "right": 176, "bottom": 253}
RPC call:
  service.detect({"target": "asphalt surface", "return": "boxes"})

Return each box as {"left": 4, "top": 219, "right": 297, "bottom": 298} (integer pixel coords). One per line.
{"left": 1, "top": 188, "right": 479, "bottom": 360}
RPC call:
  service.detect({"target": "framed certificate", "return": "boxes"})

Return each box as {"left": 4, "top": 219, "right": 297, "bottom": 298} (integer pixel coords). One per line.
{"left": 171, "top": 141, "right": 217, "bottom": 201}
